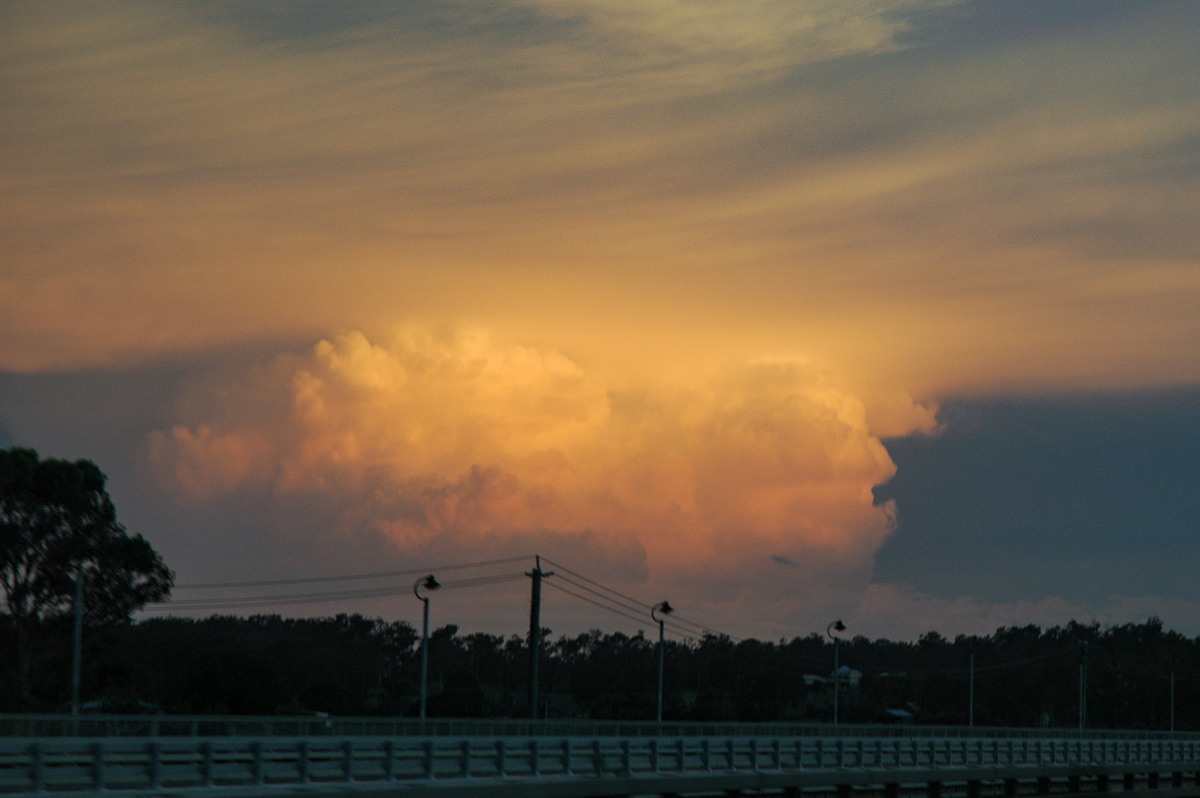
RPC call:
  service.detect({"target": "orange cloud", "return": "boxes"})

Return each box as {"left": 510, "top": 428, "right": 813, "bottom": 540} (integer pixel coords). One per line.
{"left": 147, "top": 327, "right": 930, "bottom": 621}
{"left": 148, "top": 425, "right": 275, "bottom": 503}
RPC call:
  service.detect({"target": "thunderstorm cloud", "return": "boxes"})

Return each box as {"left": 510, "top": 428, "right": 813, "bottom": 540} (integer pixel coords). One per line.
{"left": 147, "top": 328, "right": 928, "bottom": 633}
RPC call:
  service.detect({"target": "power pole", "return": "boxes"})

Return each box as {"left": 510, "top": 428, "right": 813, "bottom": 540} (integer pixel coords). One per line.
{"left": 526, "top": 556, "right": 552, "bottom": 720}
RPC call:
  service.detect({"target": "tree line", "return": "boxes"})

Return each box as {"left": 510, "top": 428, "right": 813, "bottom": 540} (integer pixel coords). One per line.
{"left": 4, "top": 610, "right": 1199, "bottom": 730}
{"left": 4, "top": 448, "right": 1199, "bottom": 728}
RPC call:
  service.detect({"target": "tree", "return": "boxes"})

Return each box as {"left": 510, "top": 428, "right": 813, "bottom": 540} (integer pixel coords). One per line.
{"left": 0, "top": 448, "right": 173, "bottom": 706}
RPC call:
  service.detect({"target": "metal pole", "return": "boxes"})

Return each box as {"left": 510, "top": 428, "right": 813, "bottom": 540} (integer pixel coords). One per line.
{"left": 657, "top": 616, "right": 665, "bottom": 724}
{"left": 827, "top": 620, "right": 845, "bottom": 726}
{"left": 833, "top": 637, "right": 840, "bottom": 726}
{"left": 419, "top": 596, "right": 430, "bottom": 722}
{"left": 1170, "top": 672, "right": 1176, "bottom": 732}
{"left": 651, "top": 601, "right": 673, "bottom": 726}
{"left": 1080, "top": 657, "right": 1089, "bottom": 729}
{"left": 1078, "top": 645, "right": 1087, "bottom": 733}
{"left": 413, "top": 574, "right": 439, "bottom": 726}
{"left": 71, "top": 570, "right": 84, "bottom": 720}
{"left": 969, "top": 650, "right": 975, "bottom": 728}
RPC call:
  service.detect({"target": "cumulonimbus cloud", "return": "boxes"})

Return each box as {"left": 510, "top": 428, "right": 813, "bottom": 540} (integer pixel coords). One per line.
{"left": 148, "top": 327, "right": 933, "bottom": 618}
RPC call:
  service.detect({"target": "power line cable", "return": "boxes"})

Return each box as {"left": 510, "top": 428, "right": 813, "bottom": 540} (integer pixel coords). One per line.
{"left": 544, "top": 571, "right": 725, "bottom": 641}
{"left": 437, "top": 572, "right": 529, "bottom": 591}
{"left": 145, "top": 585, "right": 417, "bottom": 611}
{"left": 541, "top": 556, "right": 734, "bottom": 640}
{"left": 165, "top": 551, "right": 736, "bottom": 643}
{"left": 549, "top": 573, "right": 703, "bottom": 639}
{"left": 552, "top": 572, "right": 651, "bottom": 619}
{"left": 152, "top": 571, "right": 528, "bottom": 612}
{"left": 541, "top": 557, "right": 654, "bottom": 609}
{"left": 658, "top": 610, "right": 722, "bottom": 639}
{"left": 174, "top": 555, "right": 534, "bottom": 590}
{"left": 544, "top": 580, "right": 656, "bottom": 629}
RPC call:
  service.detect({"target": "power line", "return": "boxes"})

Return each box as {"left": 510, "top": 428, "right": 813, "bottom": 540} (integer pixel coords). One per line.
{"left": 542, "top": 580, "right": 730, "bottom": 643}
{"left": 544, "top": 580, "right": 651, "bottom": 628}
{"left": 145, "top": 584, "right": 416, "bottom": 611}
{"left": 553, "top": 572, "right": 651, "bottom": 620}
{"left": 152, "top": 571, "right": 528, "bottom": 612}
{"left": 174, "top": 555, "right": 534, "bottom": 590}
{"left": 546, "top": 577, "right": 655, "bottom": 630}
{"left": 541, "top": 557, "right": 654, "bottom": 611}
{"left": 163, "top": 552, "right": 740, "bottom": 644}
{"left": 544, "top": 556, "right": 729, "bottom": 638}
{"left": 438, "top": 572, "right": 528, "bottom": 592}
{"left": 542, "top": 560, "right": 735, "bottom": 641}
{"left": 652, "top": 607, "right": 719, "bottom": 638}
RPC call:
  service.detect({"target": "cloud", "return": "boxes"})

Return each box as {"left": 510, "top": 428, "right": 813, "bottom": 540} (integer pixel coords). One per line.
{"left": 147, "top": 327, "right": 925, "bottom": 628}
{"left": 4, "top": 0, "right": 1199, "bottom": 398}
{"left": 0, "top": 0, "right": 953, "bottom": 378}
{"left": 498, "top": 0, "right": 944, "bottom": 88}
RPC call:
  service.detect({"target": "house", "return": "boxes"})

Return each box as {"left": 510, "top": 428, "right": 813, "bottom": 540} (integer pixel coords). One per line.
{"left": 802, "top": 665, "right": 862, "bottom": 689}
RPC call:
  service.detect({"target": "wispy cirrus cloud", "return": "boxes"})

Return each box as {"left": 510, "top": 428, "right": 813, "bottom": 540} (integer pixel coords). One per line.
{"left": 5, "top": 1, "right": 1200, "bottom": 639}
{"left": 4, "top": 0, "right": 1198, "bottom": 396}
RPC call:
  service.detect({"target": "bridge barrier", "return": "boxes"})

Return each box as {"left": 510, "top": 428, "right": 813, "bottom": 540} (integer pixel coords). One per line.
{"left": 2, "top": 734, "right": 1199, "bottom": 794}
{"left": 3, "top": 713, "right": 1198, "bottom": 740}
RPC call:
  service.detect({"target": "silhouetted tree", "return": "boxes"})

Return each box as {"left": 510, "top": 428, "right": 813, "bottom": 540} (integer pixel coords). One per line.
{"left": 0, "top": 448, "right": 173, "bottom": 707}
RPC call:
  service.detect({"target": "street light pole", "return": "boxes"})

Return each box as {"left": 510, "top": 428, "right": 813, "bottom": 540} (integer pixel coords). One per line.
{"left": 71, "top": 569, "right": 84, "bottom": 719}
{"left": 413, "top": 574, "right": 440, "bottom": 724}
{"left": 1171, "top": 672, "right": 1176, "bottom": 732}
{"left": 651, "top": 601, "right": 674, "bottom": 725}
{"left": 1078, "top": 641, "right": 1088, "bottom": 732}
{"left": 969, "top": 649, "right": 975, "bottom": 728}
{"left": 827, "top": 620, "right": 846, "bottom": 726}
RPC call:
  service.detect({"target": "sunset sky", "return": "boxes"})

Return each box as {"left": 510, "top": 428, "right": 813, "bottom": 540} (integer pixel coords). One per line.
{"left": 3, "top": 1, "right": 1199, "bottom": 643}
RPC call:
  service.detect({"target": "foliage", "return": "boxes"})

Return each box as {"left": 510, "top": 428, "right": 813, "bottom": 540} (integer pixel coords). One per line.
{"left": 86, "top": 614, "right": 418, "bottom": 715}
{"left": 0, "top": 448, "right": 173, "bottom": 706}
{"left": 7, "top": 609, "right": 1199, "bottom": 730}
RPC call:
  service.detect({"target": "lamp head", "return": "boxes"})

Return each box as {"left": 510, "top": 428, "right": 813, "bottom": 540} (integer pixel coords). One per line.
{"left": 827, "top": 619, "right": 846, "bottom": 638}
{"left": 414, "top": 573, "right": 441, "bottom": 598}
{"left": 651, "top": 600, "right": 674, "bottom": 621}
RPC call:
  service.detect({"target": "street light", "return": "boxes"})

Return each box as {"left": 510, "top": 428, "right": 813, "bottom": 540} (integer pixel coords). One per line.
{"left": 413, "top": 574, "right": 441, "bottom": 722}
{"left": 651, "top": 600, "right": 674, "bottom": 724}
{"left": 827, "top": 619, "right": 846, "bottom": 726}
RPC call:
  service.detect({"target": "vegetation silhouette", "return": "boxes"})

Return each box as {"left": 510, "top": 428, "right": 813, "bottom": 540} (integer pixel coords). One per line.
{"left": 0, "top": 448, "right": 172, "bottom": 707}
{"left": 3, "top": 608, "right": 1197, "bottom": 729}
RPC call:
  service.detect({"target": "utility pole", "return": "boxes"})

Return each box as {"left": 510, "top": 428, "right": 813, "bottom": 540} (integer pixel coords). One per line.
{"left": 526, "top": 556, "right": 552, "bottom": 720}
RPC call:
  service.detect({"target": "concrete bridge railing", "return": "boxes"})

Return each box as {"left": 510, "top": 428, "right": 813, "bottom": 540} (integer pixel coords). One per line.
{"left": 3, "top": 713, "right": 1197, "bottom": 741}
{"left": 3, "top": 734, "right": 1199, "bottom": 796}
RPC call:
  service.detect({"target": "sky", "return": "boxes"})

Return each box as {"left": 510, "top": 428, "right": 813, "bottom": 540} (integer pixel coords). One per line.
{"left": 2, "top": 0, "right": 1199, "bottom": 643}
